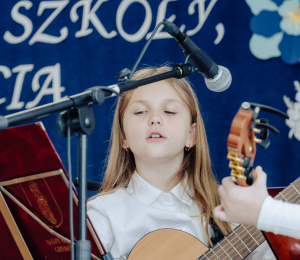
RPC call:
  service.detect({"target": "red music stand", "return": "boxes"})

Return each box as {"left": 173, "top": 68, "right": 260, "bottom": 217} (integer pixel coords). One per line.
{"left": 0, "top": 122, "right": 103, "bottom": 259}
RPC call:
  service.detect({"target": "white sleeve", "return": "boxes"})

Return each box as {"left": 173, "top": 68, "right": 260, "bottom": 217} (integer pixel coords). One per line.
{"left": 257, "top": 196, "right": 300, "bottom": 239}
{"left": 87, "top": 198, "right": 115, "bottom": 253}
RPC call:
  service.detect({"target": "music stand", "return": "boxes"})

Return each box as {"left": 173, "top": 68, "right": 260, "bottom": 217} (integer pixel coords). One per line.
{"left": 0, "top": 122, "right": 104, "bottom": 259}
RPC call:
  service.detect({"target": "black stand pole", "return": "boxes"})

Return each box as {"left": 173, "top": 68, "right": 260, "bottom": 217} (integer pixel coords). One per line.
{"left": 57, "top": 105, "right": 97, "bottom": 259}
{"left": 76, "top": 133, "right": 91, "bottom": 260}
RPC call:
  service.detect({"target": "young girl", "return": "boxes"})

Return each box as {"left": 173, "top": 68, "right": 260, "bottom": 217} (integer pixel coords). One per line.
{"left": 87, "top": 66, "right": 274, "bottom": 260}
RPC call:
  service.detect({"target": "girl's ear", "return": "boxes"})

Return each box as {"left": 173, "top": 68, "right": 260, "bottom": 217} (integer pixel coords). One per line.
{"left": 185, "top": 122, "right": 197, "bottom": 148}
{"left": 121, "top": 130, "right": 129, "bottom": 149}
{"left": 122, "top": 139, "right": 129, "bottom": 149}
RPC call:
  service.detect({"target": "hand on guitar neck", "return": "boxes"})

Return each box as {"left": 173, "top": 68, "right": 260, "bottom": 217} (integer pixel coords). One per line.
{"left": 214, "top": 166, "right": 268, "bottom": 226}
{"left": 214, "top": 102, "right": 300, "bottom": 260}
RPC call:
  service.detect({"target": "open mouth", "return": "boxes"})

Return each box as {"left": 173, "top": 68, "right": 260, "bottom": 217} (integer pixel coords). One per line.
{"left": 149, "top": 134, "right": 163, "bottom": 138}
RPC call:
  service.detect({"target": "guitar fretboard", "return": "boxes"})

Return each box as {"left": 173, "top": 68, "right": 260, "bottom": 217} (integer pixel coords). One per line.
{"left": 198, "top": 177, "right": 300, "bottom": 260}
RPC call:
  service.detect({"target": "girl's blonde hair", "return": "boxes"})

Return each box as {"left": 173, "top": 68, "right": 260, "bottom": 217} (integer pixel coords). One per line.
{"left": 95, "top": 66, "right": 231, "bottom": 246}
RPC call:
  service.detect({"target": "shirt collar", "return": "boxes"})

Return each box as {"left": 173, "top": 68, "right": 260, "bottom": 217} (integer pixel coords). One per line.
{"left": 170, "top": 177, "right": 193, "bottom": 206}
{"left": 127, "top": 171, "right": 193, "bottom": 206}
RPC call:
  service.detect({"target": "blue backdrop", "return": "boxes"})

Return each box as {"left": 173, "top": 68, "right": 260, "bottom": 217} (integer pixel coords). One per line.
{"left": 1, "top": 0, "right": 300, "bottom": 191}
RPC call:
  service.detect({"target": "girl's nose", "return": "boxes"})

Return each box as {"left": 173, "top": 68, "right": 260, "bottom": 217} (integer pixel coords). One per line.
{"left": 149, "top": 112, "right": 163, "bottom": 126}
{"left": 151, "top": 119, "right": 161, "bottom": 125}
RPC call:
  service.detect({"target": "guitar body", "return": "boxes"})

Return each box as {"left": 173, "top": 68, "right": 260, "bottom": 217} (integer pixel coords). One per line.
{"left": 264, "top": 188, "right": 300, "bottom": 260}
{"left": 263, "top": 232, "right": 300, "bottom": 260}
{"left": 127, "top": 229, "right": 208, "bottom": 260}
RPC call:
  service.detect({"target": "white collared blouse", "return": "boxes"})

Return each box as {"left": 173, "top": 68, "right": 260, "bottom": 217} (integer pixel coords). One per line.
{"left": 87, "top": 171, "right": 275, "bottom": 260}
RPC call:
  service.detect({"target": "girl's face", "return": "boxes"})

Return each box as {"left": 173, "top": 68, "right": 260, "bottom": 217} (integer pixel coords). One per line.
{"left": 122, "top": 80, "right": 196, "bottom": 162}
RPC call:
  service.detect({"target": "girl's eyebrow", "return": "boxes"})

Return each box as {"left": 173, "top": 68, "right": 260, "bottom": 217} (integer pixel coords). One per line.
{"left": 129, "top": 99, "right": 184, "bottom": 106}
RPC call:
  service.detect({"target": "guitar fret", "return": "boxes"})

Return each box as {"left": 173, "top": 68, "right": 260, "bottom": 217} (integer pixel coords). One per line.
{"left": 238, "top": 226, "right": 260, "bottom": 251}
{"left": 278, "top": 192, "right": 288, "bottom": 202}
{"left": 275, "top": 193, "right": 283, "bottom": 200}
{"left": 291, "top": 183, "right": 300, "bottom": 195}
{"left": 198, "top": 253, "right": 208, "bottom": 260}
{"left": 200, "top": 177, "right": 300, "bottom": 260}
{"left": 218, "top": 238, "right": 239, "bottom": 259}
{"left": 232, "top": 229, "right": 251, "bottom": 253}
{"left": 205, "top": 250, "right": 218, "bottom": 260}
{"left": 281, "top": 185, "right": 294, "bottom": 198}
{"left": 206, "top": 222, "right": 266, "bottom": 260}
{"left": 286, "top": 190, "right": 299, "bottom": 204}
{"left": 224, "top": 237, "right": 243, "bottom": 259}
{"left": 217, "top": 242, "right": 232, "bottom": 260}
{"left": 209, "top": 248, "right": 221, "bottom": 260}
{"left": 245, "top": 225, "right": 264, "bottom": 243}
{"left": 236, "top": 227, "right": 256, "bottom": 251}
{"left": 292, "top": 178, "right": 300, "bottom": 191}
{"left": 239, "top": 226, "right": 257, "bottom": 247}
{"left": 229, "top": 230, "right": 251, "bottom": 258}
{"left": 291, "top": 196, "right": 300, "bottom": 205}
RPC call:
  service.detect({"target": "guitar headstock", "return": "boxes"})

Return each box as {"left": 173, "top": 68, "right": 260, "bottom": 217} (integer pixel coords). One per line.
{"left": 227, "top": 102, "right": 288, "bottom": 187}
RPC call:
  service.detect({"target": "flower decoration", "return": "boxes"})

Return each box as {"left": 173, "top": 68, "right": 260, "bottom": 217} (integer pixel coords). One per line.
{"left": 283, "top": 80, "right": 300, "bottom": 141}
{"left": 246, "top": 0, "right": 300, "bottom": 65}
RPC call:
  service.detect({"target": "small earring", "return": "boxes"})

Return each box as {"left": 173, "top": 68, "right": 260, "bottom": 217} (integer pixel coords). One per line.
{"left": 185, "top": 145, "right": 190, "bottom": 151}
{"left": 125, "top": 147, "right": 130, "bottom": 152}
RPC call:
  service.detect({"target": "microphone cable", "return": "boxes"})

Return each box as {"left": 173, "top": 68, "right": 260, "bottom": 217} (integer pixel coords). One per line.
{"left": 129, "top": 20, "right": 166, "bottom": 79}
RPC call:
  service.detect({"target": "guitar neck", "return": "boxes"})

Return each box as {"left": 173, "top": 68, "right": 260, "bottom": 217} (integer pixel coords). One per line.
{"left": 273, "top": 177, "right": 300, "bottom": 203}
{"left": 198, "top": 177, "right": 300, "bottom": 260}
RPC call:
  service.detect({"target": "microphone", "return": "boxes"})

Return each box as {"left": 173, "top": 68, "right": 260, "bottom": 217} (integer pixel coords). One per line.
{"left": 163, "top": 20, "right": 232, "bottom": 92}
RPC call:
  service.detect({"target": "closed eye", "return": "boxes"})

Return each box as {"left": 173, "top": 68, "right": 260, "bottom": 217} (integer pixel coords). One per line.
{"left": 165, "top": 111, "right": 176, "bottom": 114}
{"left": 135, "top": 111, "right": 147, "bottom": 115}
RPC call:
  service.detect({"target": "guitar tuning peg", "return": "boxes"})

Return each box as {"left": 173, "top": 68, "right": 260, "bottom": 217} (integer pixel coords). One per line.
{"left": 253, "top": 122, "right": 279, "bottom": 135}
{"left": 255, "top": 138, "right": 270, "bottom": 149}
{"left": 253, "top": 128, "right": 261, "bottom": 134}
{"left": 259, "top": 128, "right": 269, "bottom": 140}
{"left": 260, "top": 138, "right": 270, "bottom": 149}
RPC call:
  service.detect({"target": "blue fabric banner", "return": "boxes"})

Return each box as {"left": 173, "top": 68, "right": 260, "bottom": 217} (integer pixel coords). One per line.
{"left": 0, "top": 0, "right": 299, "bottom": 189}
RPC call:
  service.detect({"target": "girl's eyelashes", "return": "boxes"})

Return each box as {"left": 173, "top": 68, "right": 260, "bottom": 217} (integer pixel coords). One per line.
{"left": 134, "top": 111, "right": 177, "bottom": 115}
{"left": 134, "top": 111, "right": 147, "bottom": 115}
{"left": 164, "top": 111, "right": 176, "bottom": 114}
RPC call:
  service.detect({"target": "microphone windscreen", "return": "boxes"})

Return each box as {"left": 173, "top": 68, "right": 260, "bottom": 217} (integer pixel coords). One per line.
{"left": 204, "top": 66, "right": 232, "bottom": 92}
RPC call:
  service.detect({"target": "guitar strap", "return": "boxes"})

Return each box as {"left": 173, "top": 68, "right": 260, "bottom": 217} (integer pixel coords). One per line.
{"left": 209, "top": 217, "right": 224, "bottom": 247}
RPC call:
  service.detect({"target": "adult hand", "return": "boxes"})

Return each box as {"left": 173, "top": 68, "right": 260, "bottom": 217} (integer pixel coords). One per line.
{"left": 214, "top": 166, "right": 269, "bottom": 226}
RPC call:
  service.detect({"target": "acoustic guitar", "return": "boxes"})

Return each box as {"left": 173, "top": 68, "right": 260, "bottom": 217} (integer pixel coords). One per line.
{"left": 126, "top": 102, "right": 300, "bottom": 260}
{"left": 226, "top": 102, "right": 300, "bottom": 260}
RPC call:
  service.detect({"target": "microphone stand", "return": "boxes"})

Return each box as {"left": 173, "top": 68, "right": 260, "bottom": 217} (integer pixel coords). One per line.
{"left": 0, "top": 63, "right": 197, "bottom": 260}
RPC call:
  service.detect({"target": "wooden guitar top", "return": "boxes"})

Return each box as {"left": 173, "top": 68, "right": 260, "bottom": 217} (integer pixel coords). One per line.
{"left": 127, "top": 229, "right": 208, "bottom": 260}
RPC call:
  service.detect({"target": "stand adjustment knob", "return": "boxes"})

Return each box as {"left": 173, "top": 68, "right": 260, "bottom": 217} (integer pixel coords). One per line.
{"left": 116, "top": 68, "right": 131, "bottom": 80}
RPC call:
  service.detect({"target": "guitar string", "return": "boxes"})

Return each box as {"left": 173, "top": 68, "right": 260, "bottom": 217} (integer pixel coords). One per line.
{"left": 210, "top": 201, "right": 276, "bottom": 259}
{"left": 275, "top": 178, "right": 300, "bottom": 201}
{"left": 217, "top": 238, "right": 241, "bottom": 260}
{"left": 217, "top": 242, "right": 233, "bottom": 260}
{"left": 213, "top": 224, "right": 263, "bottom": 259}
{"left": 209, "top": 247, "right": 221, "bottom": 260}
{"left": 212, "top": 178, "right": 300, "bottom": 259}
{"left": 277, "top": 182, "right": 300, "bottom": 204}
{"left": 224, "top": 236, "right": 243, "bottom": 259}
{"left": 204, "top": 178, "right": 300, "bottom": 260}
{"left": 281, "top": 182, "right": 299, "bottom": 198}
{"left": 224, "top": 178, "right": 300, "bottom": 259}
{"left": 209, "top": 226, "right": 260, "bottom": 260}
{"left": 291, "top": 184, "right": 300, "bottom": 196}
{"left": 205, "top": 217, "right": 269, "bottom": 259}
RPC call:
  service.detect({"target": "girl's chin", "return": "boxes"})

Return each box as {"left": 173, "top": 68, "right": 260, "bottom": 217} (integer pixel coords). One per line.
{"left": 134, "top": 150, "right": 183, "bottom": 161}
